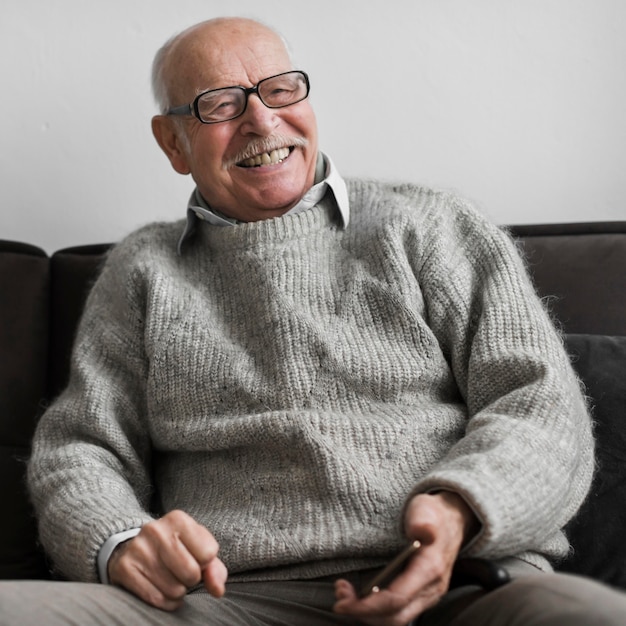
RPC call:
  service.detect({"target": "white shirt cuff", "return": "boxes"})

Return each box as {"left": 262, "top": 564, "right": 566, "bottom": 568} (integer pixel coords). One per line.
{"left": 97, "top": 527, "right": 141, "bottom": 584}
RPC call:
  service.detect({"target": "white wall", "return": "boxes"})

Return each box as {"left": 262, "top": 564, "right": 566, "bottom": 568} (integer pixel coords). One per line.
{"left": 2, "top": 0, "right": 625, "bottom": 253}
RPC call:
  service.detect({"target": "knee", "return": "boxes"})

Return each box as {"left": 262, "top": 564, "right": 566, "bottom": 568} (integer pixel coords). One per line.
{"left": 457, "top": 573, "right": 626, "bottom": 626}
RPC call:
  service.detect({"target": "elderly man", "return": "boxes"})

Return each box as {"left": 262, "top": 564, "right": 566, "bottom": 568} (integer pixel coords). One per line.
{"left": 1, "top": 16, "right": 625, "bottom": 626}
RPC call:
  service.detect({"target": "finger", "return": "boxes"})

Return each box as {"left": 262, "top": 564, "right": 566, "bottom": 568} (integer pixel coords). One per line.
{"left": 387, "top": 545, "right": 447, "bottom": 595}
{"left": 157, "top": 528, "right": 205, "bottom": 588}
{"left": 112, "top": 549, "right": 187, "bottom": 611}
{"left": 382, "top": 548, "right": 452, "bottom": 619}
{"left": 335, "top": 581, "right": 440, "bottom": 626}
{"left": 166, "top": 510, "right": 220, "bottom": 567}
{"left": 130, "top": 569, "right": 186, "bottom": 611}
{"left": 203, "top": 557, "right": 228, "bottom": 597}
{"left": 334, "top": 579, "right": 408, "bottom": 617}
{"left": 143, "top": 511, "right": 220, "bottom": 588}
{"left": 334, "top": 579, "right": 353, "bottom": 602}
{"left": 334, "top": 552, "right": 449, "bottom": 625}
{"left": 136, "top": 520, "right": 200, "bottom": 590}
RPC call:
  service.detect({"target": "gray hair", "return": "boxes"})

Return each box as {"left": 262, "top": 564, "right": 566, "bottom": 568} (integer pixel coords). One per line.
{"left": 151, "top": 32, "right": 178, "bottom": 114}
{"left": 151, "top": 28, "right": 190, "bottom": 152}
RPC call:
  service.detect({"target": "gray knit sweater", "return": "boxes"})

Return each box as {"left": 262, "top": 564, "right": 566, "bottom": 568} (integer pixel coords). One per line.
{"left": 28, "top": 180, "right": 593, "bottom": 583}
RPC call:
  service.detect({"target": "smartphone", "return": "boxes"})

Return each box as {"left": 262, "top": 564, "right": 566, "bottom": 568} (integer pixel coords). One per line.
{"left": 359, "top": 540, "right": 422, "bottom": 597}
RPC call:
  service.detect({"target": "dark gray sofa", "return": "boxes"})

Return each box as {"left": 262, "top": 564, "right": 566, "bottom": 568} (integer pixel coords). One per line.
{"left": 1, "top": 221, "right": 624, "bottom": 589}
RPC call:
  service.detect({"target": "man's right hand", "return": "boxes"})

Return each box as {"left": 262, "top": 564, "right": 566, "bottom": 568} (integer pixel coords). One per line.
{"left": 108, "top": 509, "right": 228, "bottom": 610}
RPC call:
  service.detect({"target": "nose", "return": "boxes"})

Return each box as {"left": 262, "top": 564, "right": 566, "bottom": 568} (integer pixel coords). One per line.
{"left": 239, "top": 94, "right": 280, "bottom": 136}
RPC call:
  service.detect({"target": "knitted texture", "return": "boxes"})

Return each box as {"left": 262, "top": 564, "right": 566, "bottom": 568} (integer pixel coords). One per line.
{"left": 28, "top": 180, "right": 593, "bottom": 583}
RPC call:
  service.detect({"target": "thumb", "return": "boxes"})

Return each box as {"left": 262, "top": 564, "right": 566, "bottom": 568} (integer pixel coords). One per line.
{"left": 203, "top": 557, "right": 228, "bottom": 597}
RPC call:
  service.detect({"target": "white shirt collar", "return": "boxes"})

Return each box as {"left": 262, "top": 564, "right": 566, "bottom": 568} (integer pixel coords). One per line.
{"left": 177, "top": 152, "right": 349, "bottom": 254}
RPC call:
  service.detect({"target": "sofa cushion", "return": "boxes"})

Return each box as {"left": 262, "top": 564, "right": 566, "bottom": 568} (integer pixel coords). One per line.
{"left": 557, "top": 333, "right": 626, "bottom": 589}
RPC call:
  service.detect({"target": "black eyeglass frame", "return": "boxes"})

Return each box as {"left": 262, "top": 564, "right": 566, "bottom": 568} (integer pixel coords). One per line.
{"left": 166, "top": 70, "right": 310, "bottom": 124}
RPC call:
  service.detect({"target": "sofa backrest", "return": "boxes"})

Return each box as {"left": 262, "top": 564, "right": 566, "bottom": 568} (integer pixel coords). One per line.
{"left": 1, "top": 221, "right": 625, "bottom": 583}
{"left": 509, "top": 222, "right": 626, "bottom": 336}
{"left": 48, "top": 244, "right": 112, "bottom": 398}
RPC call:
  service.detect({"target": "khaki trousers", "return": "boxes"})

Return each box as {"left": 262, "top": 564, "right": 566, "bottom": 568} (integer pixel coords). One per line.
{"left": 1, "top": 568, "right": 625, "bottom": 625}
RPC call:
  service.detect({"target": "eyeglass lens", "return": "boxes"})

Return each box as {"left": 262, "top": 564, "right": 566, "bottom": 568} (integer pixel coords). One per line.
{"left": 196, "top": 71, "right": 308, "bottom": 123}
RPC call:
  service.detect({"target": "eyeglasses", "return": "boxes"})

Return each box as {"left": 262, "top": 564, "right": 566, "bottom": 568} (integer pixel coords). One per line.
{"left": 166, "top": 70, "right": 310, "bottom": 124}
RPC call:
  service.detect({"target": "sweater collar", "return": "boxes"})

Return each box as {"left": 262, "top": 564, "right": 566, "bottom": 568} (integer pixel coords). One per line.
{"left": 177, "top": 152, "right": 349, "bottom": 254}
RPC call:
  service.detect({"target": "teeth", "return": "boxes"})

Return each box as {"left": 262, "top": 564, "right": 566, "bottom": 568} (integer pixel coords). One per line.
{"left": 240, "top": 147, "right": 290, "bottom": 167}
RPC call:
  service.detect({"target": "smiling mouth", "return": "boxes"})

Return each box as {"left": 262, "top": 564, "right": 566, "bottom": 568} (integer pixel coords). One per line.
{"left": 237, "top": 146, "right": 292, "bottom": 168}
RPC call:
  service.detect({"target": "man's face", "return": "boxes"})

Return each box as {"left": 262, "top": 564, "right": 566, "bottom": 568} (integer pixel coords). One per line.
{"left": 158, "top": 21, "right": 319, "bottom": 222}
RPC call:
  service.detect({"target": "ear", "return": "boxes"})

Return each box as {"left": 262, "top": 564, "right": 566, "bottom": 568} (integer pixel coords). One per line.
{"left": 151, "top": 115, "right": 192, "bottom": 175}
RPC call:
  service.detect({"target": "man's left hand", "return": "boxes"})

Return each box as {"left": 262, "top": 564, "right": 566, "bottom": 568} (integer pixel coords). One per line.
{"left": 333, "top": 491, "right": 478, "bottom": 626}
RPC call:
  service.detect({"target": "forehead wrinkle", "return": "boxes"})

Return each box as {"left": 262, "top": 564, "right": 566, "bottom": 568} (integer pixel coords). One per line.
{"left": 167, "top": 20, "right": 292, "bottom": 103}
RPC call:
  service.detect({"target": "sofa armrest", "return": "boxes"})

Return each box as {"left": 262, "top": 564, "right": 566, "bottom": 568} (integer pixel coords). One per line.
{"left": 0, "top": 241, "right": 51, "bottom": 579}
